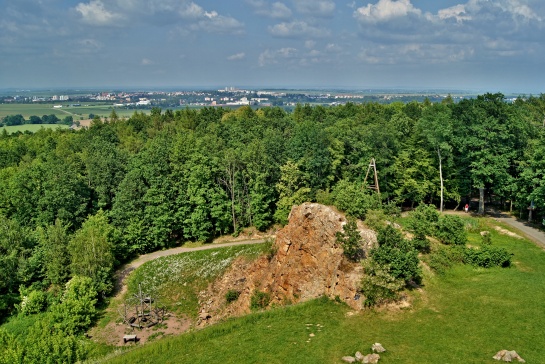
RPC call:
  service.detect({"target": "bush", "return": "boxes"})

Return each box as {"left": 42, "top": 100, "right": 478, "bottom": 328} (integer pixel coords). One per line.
{"left": 407, "top": 204, "right": 439, "bottom": 237}
{"left": 463, "top": 246, "right": 512, "bottom": 268}
{"left": 361, "top": 259, "right": 404, "bottom": 307}
{"left": 372, "top": 225, "right": 422, "bottom": 285}
{"left": 332, "top": 180, "right": 381, "bottom": 219}
{"left": 19, "top": 290, "right": 48, "bottom": 316}
{"left": 52, "top": 276, "right": 97, "bottom": 334}
{"left": 436, "top": 215, "right": 467, "bottom": 245}
{"left": 225, "top": 290, "right": 241, "bottom": 304}
{"left": 411, "top": 236, "right": 430, "bottom": 253}
{"left": 250, "top": 291, "right": 271, "bottom": 310}
{"left": 336, "top": 218, "right": 363, "bottom": 262}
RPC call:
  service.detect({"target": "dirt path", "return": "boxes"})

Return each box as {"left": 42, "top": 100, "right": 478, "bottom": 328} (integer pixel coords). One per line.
{"left": 113, "top": 238, "right": 268, "bottom": 298}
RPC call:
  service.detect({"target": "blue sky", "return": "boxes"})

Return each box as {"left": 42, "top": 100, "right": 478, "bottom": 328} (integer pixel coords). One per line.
{"left": 1, "top": 0, "right": 544, "bottom": 92}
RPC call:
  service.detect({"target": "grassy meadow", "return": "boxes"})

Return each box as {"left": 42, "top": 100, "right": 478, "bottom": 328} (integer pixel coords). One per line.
{"left": 125, "top": 244, "right": 268, "bottom": 318}
{"left": 0, "top": 124, "right": 70, "bottom": 134}
{"left": 93, "top": 216, "right": 545, "bottom": 364}
{"left": 0, "top": 103, "right": 140, "bottom": 120}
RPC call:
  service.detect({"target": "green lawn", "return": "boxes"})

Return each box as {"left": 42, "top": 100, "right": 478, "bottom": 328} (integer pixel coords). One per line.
{"left": 0, "top": 124, "right": 70, "bottom": 134}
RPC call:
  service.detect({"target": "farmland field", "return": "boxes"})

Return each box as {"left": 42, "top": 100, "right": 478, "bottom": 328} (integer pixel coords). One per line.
{"left": 0, "top": 103, "right": 142, "bottom": 120}
{"left": 0, "top": 124, "right": 70, "bottom": 134}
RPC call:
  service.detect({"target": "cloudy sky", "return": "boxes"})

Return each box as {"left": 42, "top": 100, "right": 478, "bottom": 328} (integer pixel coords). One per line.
{"left": 1, "top": 0, "right": 544, "bottom": 92}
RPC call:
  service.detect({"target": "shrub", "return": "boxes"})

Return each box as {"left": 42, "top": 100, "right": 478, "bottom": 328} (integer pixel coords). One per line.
{"left": 463, "top": 246, "right": 512, "bottom": 268}
{"left": 225, "top": 290, "right": 241, "bottom": 304}
{"left": 407, "top": 204, "right": 439, "bottom": 237}
{"left": 372, "top": 225, "right": 422, "bottom": 285}
{"left": 19, "top": 290, "right": 48, "bottom": 316}
{"left": 436, "top": 215, "right": 467, "bottom": 245}
{"left": 332, "top": 180, "right": 381, "bottom": 219}
{"left": 52, "top": 276, "right": 97, "bottom": 334}
{"left": 336, "top": 218, "right": 363, "bottom": 262}
{"left": 411, "top": 236, "right": 430, "bottom": 253}
{"left": 361, "top": 259, "right": 404, "bottom": 307}
{"left": 250, "top": 291, "right": 271, "bottom": 310}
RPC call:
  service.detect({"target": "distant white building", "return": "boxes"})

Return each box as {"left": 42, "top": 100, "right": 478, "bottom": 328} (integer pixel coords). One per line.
{"left": 136, "top": 98, "right": 151, "bottom": 106}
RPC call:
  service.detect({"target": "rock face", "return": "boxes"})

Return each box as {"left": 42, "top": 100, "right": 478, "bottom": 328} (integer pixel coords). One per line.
{"left": 198, "top": 203, "right": 377, "bottom": 324}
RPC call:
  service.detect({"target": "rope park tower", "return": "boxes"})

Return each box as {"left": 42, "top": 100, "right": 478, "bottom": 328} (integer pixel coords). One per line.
{"left": 118, "top": 283, "right": 167, "bottom": 329}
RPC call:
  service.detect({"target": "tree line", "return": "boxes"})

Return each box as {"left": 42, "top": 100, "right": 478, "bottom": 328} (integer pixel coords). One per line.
{"left": 0, "top": 94, "right": 544, "bottom": 325}
{"left": 1, "top": 114, "right": 73, "bottom": 127}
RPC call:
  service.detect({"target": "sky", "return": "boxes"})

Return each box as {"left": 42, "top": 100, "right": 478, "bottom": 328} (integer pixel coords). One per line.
{"left": 1, "top": 0, "right": 545, "bottom": 93}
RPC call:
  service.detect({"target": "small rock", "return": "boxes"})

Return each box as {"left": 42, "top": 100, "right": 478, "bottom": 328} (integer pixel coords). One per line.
{"left": 480, "top": 231, "right": 490, "bottom": 236}
{"left": 493, "top": 349, "right": 525, "bottom": 363}
{"left": 372, "top": 343, "right": 386, "bottom": 353}
{"left": 493, "top": 350, "right": 507, "bottom": 360}
{"left": 309, "top": 333, "right": 315, "bottom": 337}
{"left": 355, "top": 351, "right": 364, "bottom": 361}
{"left": 341, "top": 356, "right": 356, "bottom": 363}
{"left": 363, "top": 353, "right": 380, "bottom": 363}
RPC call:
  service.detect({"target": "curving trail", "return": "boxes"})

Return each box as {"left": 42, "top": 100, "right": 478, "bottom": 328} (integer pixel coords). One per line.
{"left": 490, "top": 211, "right": 545, "bottom": 249}
{"left": 112, "top": 239, "right": 268, "bottom": 298}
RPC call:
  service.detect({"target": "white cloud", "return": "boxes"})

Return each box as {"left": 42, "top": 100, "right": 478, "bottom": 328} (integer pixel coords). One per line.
{"left": 76, "top": 0, "right": 123, "bottom": 25}
{"left": 74, "top": 0, "right": 244, "bottom": 34}
{"left": 354, "top": 0, "right": 420, "bottom": 23}
{"left": 247, "top": 0, "right": 292, "bottom": 19}
{"left": 438, "top": 4, "right": 471, "bottom": 23}
{"left": 141, "top": 58, "right": 153, "bottom": 65}
{"left": 269, "top": 21, "right": 330, "bottom": 38}
{"left": 227, "top": 52, "right": 246, "bottom": 61}
{"left": 293, "top": 0, "right": 335, "bottom": 18}
{"left": 258, "top": 47, "right": 298, "bottom": 66}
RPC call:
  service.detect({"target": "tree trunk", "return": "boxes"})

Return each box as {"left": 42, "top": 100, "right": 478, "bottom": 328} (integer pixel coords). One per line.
{"left": 478, "top": 187, "right": 485, "bottom": 215}
{"left": 438, "top": 148, "right": 443, "bottom": 213}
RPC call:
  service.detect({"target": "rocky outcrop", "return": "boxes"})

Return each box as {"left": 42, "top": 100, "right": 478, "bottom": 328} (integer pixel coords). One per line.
{"left": 198, "top": 203, "right": 377, "bottom": 325}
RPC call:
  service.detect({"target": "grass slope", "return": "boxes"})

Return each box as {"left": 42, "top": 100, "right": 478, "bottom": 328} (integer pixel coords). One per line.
{"left": 100, "top": 218, "right": 545, "bottom": 363}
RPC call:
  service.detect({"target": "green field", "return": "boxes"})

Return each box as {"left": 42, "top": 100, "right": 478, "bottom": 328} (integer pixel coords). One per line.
{"left": 98, "top": 218, "right": 545, "bottom": 364}
{"left": 0, "top": 103, "right": 142, "bottom": 120}
{"left": 0, "top": 124, "right": 70, "bottom": 134}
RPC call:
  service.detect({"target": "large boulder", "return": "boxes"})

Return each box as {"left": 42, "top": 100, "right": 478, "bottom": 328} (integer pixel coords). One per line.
{"left": 198, "top": 203, "right": 376, "bottom": 324}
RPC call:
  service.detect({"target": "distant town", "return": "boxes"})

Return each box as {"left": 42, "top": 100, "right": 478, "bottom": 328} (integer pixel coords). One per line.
{"left": 0, "top": 87, "right": 492, "bottom": 112}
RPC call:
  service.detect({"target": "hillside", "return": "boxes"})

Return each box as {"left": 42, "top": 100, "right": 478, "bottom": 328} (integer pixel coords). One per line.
{"left": 91, "top": 207, "right": 545, "bottom": 363}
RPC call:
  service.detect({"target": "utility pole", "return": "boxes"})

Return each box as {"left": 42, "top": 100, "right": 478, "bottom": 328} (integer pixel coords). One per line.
{"left": 363, "top": 158, "right": 380, "bottom": 194}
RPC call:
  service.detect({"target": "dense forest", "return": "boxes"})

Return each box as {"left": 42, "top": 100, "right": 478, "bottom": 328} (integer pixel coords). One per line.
{"left": 1, "top": 93, "right": 545, "bottom": 362}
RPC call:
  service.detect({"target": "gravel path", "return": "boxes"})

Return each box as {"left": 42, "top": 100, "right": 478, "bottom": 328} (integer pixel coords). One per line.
{"left": 112, "top": 238, "right": 268, "bottom": 297}
{"left": 491, "top": 211, "right": 545, "bottom": 249}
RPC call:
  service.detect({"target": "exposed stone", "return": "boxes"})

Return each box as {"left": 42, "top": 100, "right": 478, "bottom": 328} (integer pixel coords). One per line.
{"left": 493, "top": 350, "right": 507, "bottom": 360}
{"left": 480, "top": 231, "right": 490, "bottom": 236}
{"left": 363, "top": 353, "right": 380, "bottom": 363}
{"left": 197, "top": 203, "right": 377, "bottom": 325}
{"left": 342, "top": 356, "right": 356, "bottom": 363}
{"left": 372, "top": 343, "right": 386, "bottom": 353}
{"left": 493, "top": 350, "right": 525, "bottom": 363}
{"left": 355, "top": 351, "right": 364, "bottom": 361}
